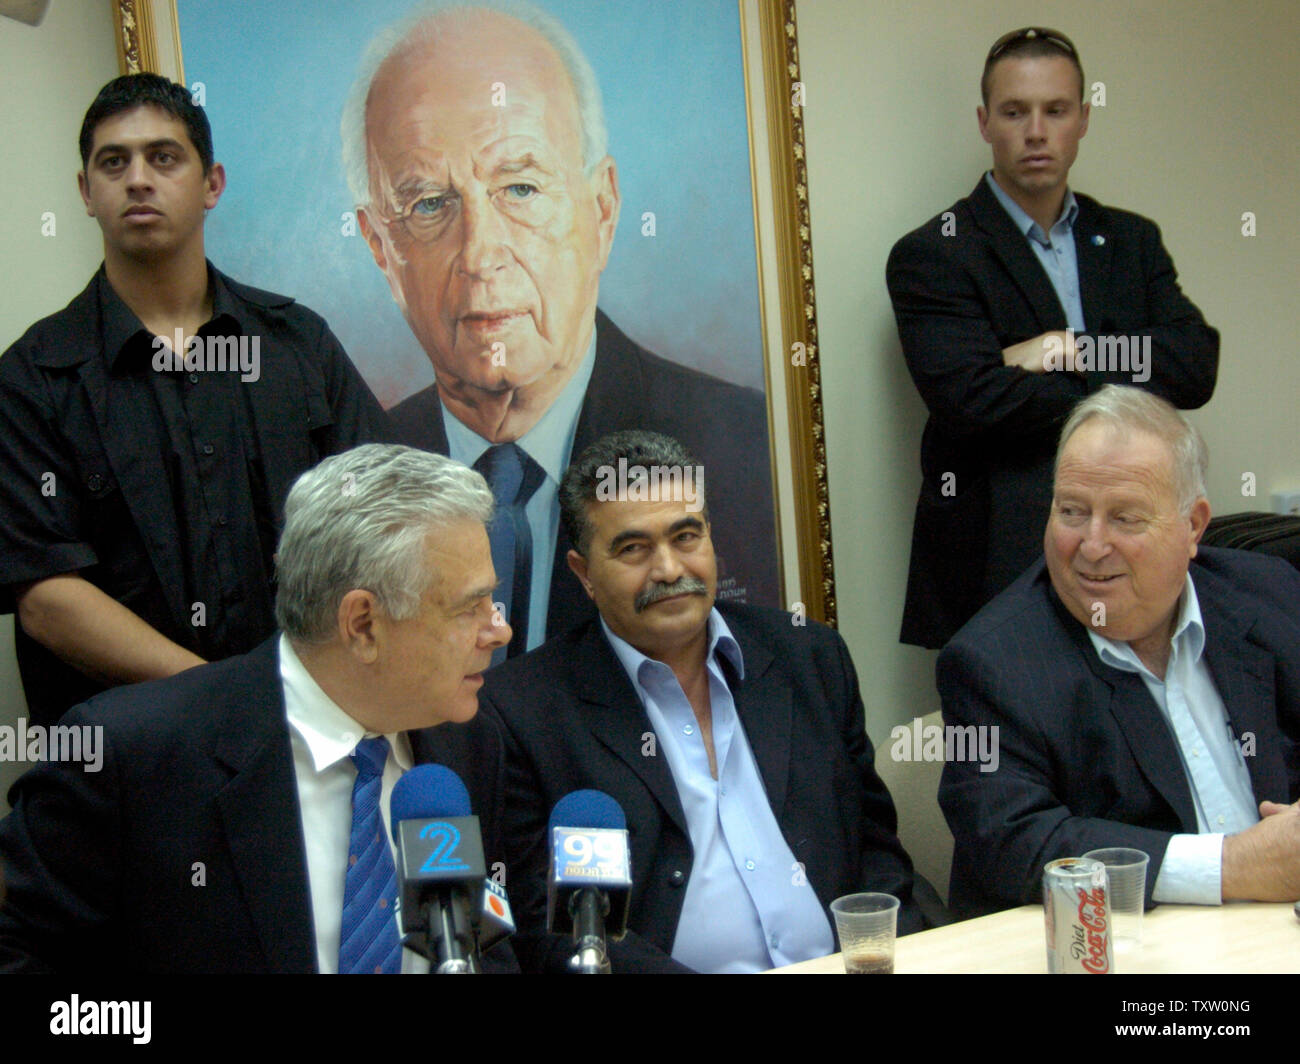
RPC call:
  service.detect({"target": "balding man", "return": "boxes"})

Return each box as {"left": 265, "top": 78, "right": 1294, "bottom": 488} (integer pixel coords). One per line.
{"left": 938, "top": 387, "right": 1300, "bottom": 918}
{"left": 342, "top": 0, "right": 779, "bottom": 656}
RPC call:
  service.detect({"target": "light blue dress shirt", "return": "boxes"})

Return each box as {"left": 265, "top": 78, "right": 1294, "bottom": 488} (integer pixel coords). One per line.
{"left": 602, "top": 610, "right": 834, "bottom": 973}
{"left": 441, "top": 333, "right": 596, "bottom": 650}
{"left": 1086, "top": 575, "right": 1259, "bottom": 904}
{"left": 985, "top": 171, "right": 1086, "bottom": 332}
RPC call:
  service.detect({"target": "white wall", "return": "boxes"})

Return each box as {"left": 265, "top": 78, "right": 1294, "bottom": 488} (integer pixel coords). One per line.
{"left": 0, "top": 3, "right": 118, "bottom": 810}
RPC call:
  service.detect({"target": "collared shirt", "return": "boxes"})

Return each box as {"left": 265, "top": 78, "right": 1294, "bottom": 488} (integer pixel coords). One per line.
{"left": 105, "top": 272, "right": 277, "bottom": 664}
{"left": 1086, "top": 575, "right": 1259, "bottom": 904}
{"left": 441, "top": 332, "right": 596, "bottom": 649}
{"left": 280, "top": 635, "right": 428, "bottom": 974}
{"left": 602, "top": 610, "right": 834, "bottom": 972}
{"left": 0, "top": 263, "right": 386, "bottom": 725}
{"left": 985, "top": 171, "right": 1086, "bottom": 332}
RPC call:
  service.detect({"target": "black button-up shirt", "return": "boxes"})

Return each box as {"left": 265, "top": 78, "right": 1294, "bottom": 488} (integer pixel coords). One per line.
{"left": 0, "top": 264, "right": 389, "bottom": 724}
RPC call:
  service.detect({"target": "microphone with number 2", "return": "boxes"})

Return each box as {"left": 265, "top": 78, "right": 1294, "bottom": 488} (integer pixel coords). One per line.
{"left": 390, "top": 763, "right": 505, "bottom": 973}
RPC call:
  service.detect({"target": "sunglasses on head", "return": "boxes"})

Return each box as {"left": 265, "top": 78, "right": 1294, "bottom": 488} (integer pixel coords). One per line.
{"left": 986, "top": 27, "right": 1078, "bottom": 64}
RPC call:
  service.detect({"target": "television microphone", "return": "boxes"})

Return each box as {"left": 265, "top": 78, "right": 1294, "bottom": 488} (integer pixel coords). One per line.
{"left": 390, "top": 764, "right": 487, "bottom": 973}
{"left": 547, "top": 790, "right": 632, "bottom": 974}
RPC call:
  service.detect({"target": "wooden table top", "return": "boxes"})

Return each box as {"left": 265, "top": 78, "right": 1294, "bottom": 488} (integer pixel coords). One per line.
{"left": 769, "top": 902, "right": 1300, "bottom": 974}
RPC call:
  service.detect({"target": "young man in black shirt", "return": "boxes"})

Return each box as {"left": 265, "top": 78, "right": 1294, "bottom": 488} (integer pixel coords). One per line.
{"left": 0, "top": 74, "right": 388, "bottom": 724}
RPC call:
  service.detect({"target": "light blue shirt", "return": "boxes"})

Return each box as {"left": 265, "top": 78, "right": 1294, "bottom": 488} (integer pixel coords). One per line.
{"left": 985, "top": 171, "right": 1086, "bottom": 332}
{"left": 1086, "top": 574, "right": 1259, "bottom": 904}
{"left": 602, "top": 610, "right": 834, "bottom": 973}
{"left": 441, "top": 332, "right": 596, "bottom": 649}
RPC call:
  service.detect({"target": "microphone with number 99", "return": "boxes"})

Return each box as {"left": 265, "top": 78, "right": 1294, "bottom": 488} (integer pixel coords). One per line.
{"left": 547, "top": 790, "right": 632, "bottom": 974}
{"left": 390, "top": 764, "right": 486, "bottom": 973}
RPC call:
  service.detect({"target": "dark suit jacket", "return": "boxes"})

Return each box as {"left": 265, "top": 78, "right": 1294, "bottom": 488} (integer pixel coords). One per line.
{"left": 887, "top": 178, "right": 1219, "bottom": 647}
{"left": 937, "top": 548, "right": 1300, "bottom": 919}
{"left": 0, "top": 638, "right": 510, "bottom": 973}
{"left": 480, "top": 602, "right": 920, "bottom": 973}
{"left": 387, "top": 310, "right": 780, "bottom": 639}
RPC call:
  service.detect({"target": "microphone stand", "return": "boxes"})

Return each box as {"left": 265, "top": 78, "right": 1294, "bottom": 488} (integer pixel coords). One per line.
{"left": 567, "top": 889, "right": 612, "bottom": 975}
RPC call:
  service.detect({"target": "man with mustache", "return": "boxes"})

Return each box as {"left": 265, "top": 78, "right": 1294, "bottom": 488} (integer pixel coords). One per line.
{"left": 344, "top": 1, "right": 778, "bottom": 659}
{"left": 887, "top": 27, "right": 1218, "bottom": 649}
{"left": 481, "top": 431, "right": 919, "bottom": 972}
{"left": 0, "top": 74, "right": 386, "bottom": 726}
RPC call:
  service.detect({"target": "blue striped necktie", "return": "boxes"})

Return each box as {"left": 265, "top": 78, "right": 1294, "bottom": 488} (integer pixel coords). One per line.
{"left": 338, "top": 736, "right": 401, "bottom": 974}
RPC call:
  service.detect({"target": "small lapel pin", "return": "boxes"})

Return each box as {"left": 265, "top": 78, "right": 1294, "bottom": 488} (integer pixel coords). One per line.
{"left": 1092, "top": 234, "right": 1105, "bottom": 246}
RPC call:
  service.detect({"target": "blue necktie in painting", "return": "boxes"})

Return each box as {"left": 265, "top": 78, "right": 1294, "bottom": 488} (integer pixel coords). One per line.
{"left": 339, "top": 736, "right": 401, "bottom": 974}
{"left": 475, "top": 443, "right": 544, "bottom": 663}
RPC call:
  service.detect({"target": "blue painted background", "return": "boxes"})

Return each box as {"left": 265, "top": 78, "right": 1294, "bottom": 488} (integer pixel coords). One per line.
{"left": 178, "top": 0, "right": 765, "bottom": 407}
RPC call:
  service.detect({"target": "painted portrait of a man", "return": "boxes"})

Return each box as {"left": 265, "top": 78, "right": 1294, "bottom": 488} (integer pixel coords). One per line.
{"left": 179, "top": 0, "right": 782, "bottom": 648}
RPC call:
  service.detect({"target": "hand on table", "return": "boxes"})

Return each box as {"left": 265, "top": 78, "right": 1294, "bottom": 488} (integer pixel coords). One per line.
{"left": 1221, "top": 800, "right": 1300, "bottom": 902}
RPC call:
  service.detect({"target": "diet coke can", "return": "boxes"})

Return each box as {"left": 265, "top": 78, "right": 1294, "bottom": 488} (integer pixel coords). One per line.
{"left": 1043, "top": 857, "right": 1114, "bottom": 974}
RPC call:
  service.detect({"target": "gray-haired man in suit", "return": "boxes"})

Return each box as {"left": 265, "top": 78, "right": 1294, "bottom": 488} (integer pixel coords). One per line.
{"left": 939, "top": 387, "right": 1300, "bottom": 918}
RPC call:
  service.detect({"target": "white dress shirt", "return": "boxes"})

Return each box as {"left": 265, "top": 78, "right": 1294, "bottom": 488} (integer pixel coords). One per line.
{"left": 279, "top": 635, "right": 427, "bottom": 973}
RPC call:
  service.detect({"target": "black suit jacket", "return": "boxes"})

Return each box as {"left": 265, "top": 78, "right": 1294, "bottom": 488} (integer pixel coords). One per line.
{"left": 480, "top": 602, "right": 919, "bottom": 973}
{"left": 0, "top": 638, "right": 510, "bottom": 973}
{"left": 937, "top": 548, "right": 1300, "bottom": 919}
{"left": 387, "top": 310, "right": 780, "bottom": 639}
{"left": 887, "top": 178, "right": 1219, "bottom": 647}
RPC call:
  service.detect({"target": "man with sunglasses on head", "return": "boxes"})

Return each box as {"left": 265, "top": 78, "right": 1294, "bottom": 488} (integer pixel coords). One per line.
{"left": 887, "top": 27, "right": 1219, "bottom": 650}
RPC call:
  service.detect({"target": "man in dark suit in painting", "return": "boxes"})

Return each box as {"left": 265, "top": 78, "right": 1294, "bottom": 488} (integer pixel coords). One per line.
{"left": 343, "top": 1, "right": 778, "bottom": 656}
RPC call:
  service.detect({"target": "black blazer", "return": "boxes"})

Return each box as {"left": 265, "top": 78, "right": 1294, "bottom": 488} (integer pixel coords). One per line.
{"left": 937, "top": 548, "right": 1300, "bottom": 919}
{"left": 387, "top": 310, "right": 781, "bottom": 637}
{"left": 886, "top": 178, "right": 1219, "bottom": 647}
{"left": 480, "top": 602, "right": 920, "bottom": 972}
{"left": 0, "top": 638, "right": 509, "bottom": 973}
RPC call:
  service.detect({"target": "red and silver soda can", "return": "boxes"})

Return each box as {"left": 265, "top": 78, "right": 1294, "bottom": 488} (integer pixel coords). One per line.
{"left": 1043, "top": 857, "right": 1114, "bottom": 974}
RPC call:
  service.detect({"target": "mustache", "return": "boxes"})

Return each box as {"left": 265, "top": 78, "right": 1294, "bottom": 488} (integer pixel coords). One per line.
{"left": 635, "top": 576, "right": 709, "bottom": 613}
